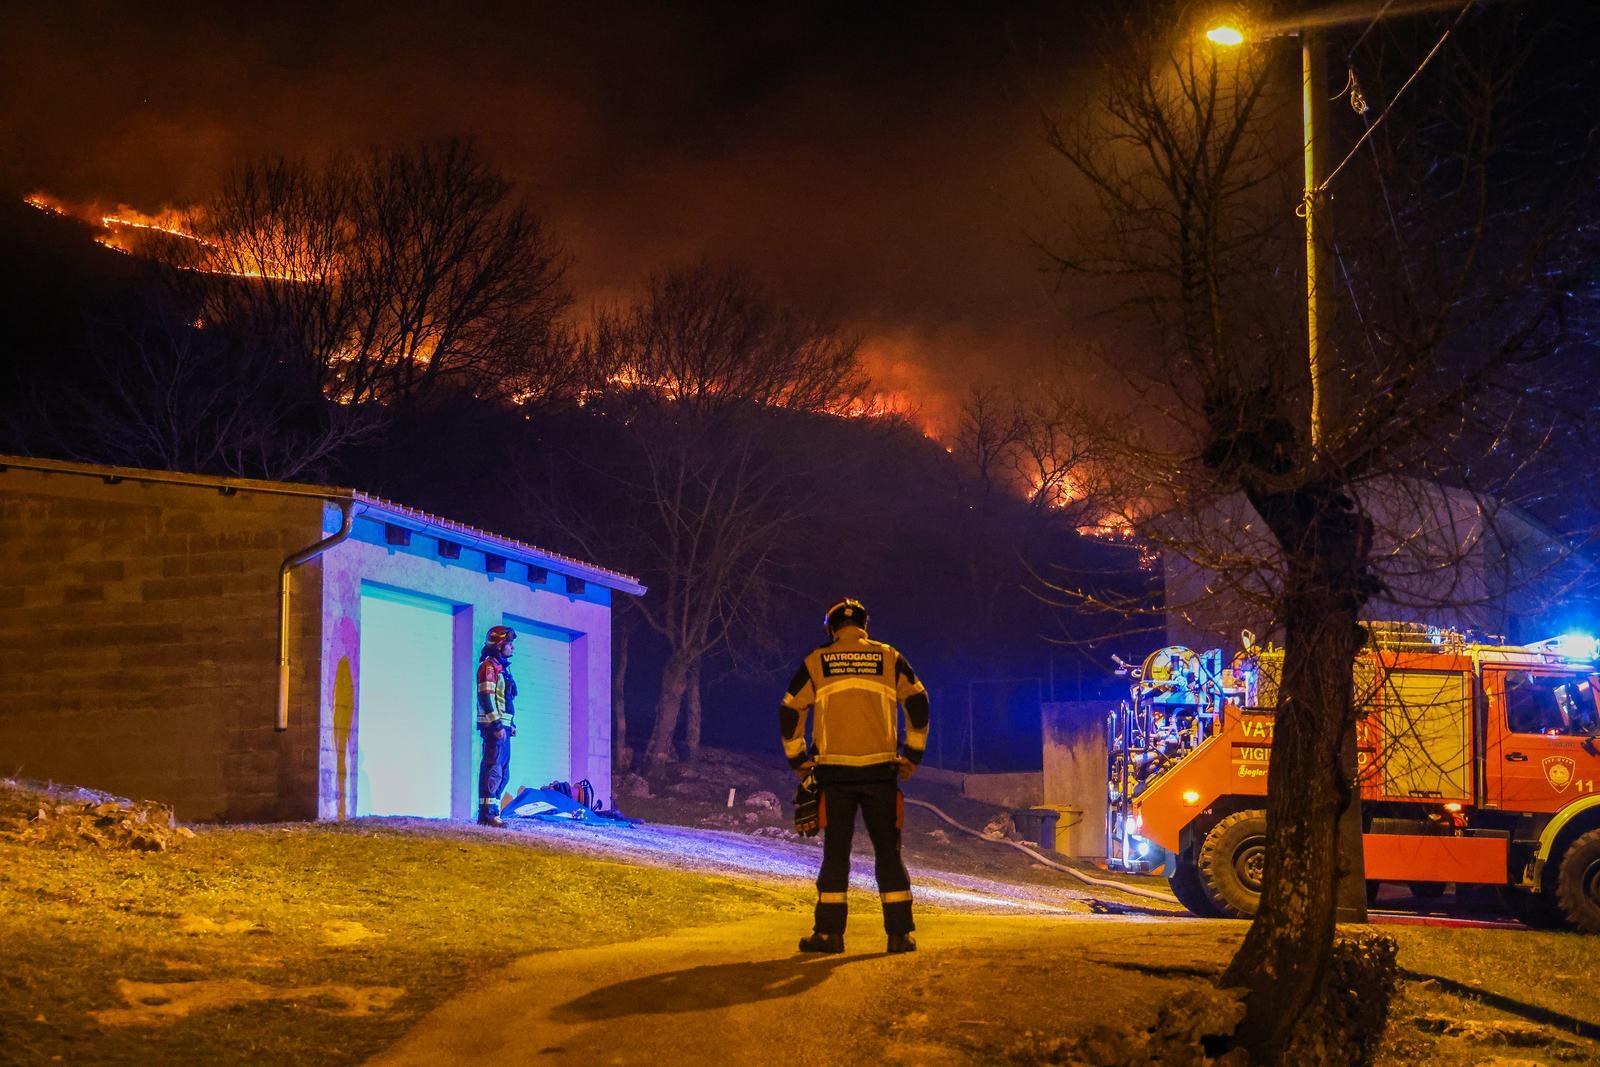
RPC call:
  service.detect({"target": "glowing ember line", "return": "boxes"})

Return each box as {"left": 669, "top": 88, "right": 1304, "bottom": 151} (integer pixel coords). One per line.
{"left": 23, "top": 194, "right": 318, "bottom": 283}
{"left": 24, "top": 194, "right": 69, "bottom": 216}
{"left": 102, "top": 215, "right": 219, "bottom": 248}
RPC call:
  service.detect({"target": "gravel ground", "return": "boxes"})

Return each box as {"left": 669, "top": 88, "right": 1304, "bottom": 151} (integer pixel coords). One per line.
{"left": 374, "top": 746, "right": 1185, "bottom": 917}
{"left": 378, "top": 812, "right": 1178, "bottom": 918}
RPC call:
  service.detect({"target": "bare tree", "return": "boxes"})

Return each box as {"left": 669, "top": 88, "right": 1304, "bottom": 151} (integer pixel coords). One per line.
{"left": 1039, "top": 2, "right": 1595, "bottom": 1060}
{"left": 952, "top": 386, "right": 1025, "bottom": 508}
{"left": 681, "top": 660, "right": 705, "bottom": 757}
{"left": 192, "top": 139, "right": 582, "bottom": 413}
{"left": 53, "top": 140, "right": 585, "bottom": 482}
{"left": 66, "top": 291, "right": 380, "bottom": 481}
{"left": 544, "top": 264, "right": 866, "bottom": 777}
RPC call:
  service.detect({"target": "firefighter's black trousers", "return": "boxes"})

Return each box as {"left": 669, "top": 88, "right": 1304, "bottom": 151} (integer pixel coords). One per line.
{"left": 814, "top": 777, "right": 913, "bottom": 936}
{"left": 478, "top": 726, "right": 510, "bottom": 810}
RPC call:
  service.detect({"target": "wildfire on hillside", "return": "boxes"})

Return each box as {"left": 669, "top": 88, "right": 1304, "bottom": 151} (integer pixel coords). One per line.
{"left": 23, "top": 192, "right": 317, "bottom": 282}
{"left": 102, "top": 211, "right": 220, "bottom": 248}
{"left": 23, "top": 193, "right": 69, "bottom": 217}
{"left": 830, "top": 391, "right": 919, "bottom": 422}
{"left": 590, "top": 365, "right": 922, "bottom": 426}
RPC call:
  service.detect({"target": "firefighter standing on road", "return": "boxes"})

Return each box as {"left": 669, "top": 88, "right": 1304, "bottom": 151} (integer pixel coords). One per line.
{"left": 779, "top": 598, "right": 929, "bottom": 954}
{"left": 476, "top": 625, "right": 518, "bottom": 827}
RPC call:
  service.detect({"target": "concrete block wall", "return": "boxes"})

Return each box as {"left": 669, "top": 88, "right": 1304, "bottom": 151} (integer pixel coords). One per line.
{"left": 0, "top": 467, "right": 325, "bottom": 821}
{"left": 960, "top": 771, "right": 1044, "bottom": 810}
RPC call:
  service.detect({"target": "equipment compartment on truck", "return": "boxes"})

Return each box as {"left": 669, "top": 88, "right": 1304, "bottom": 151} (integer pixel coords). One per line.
{"left": 1105, "top": 623, "right": 1600, "bottom": 932}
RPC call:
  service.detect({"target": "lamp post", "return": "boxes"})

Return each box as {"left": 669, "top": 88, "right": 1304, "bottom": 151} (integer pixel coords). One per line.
{"left": 1207, "top": 22, "right": 1331, "bottom": 453}
{"left": 1207, "top": 21, "right": 1366, "bottom": 924}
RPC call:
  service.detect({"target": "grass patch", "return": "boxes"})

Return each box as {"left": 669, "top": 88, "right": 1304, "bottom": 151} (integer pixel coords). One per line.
{"left": 0, "top": 820, "right": 807, "bottom": 1065}
{"left": 1384, "top": 924, "right": 1598, "bottom": 1031}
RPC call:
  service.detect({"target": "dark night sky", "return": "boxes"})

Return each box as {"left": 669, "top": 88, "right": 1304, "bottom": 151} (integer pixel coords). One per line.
{"left": 1, "top": 1, "right": 1101, "bottom": 429}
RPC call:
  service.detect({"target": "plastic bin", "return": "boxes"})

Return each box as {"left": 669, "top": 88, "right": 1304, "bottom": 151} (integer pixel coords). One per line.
{"left": 1012, "top": 807, "right": 1064, "bottom": 851}
{"left": 1043, "top": 804, "right": 1084, "bottom": 855}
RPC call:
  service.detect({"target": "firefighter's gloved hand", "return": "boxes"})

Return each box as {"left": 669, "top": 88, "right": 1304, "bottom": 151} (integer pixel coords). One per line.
{"left": 493, "top": 725, "right": 508, "bottom": 740}
{"left": 894, "top": 756, "right": 916, "bottom": 781}
{"left": 795, "top": 760, "right": 816, "bottom": 779}
{"left": 506, "top": 724, "right": 517, "bottom": 738}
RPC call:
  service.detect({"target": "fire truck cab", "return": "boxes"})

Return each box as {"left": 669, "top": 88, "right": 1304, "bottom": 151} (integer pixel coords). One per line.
{"left": 1105, "top": 624, "right": 1600, "bottom": 933}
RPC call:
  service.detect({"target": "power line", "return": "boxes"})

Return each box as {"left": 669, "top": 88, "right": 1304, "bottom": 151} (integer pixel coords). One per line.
{"left": 1347, "top": 0, "right": 1401, "bottom": 60}
{"left": 1319, "top": 2, "right": 1476, "bottom": 194}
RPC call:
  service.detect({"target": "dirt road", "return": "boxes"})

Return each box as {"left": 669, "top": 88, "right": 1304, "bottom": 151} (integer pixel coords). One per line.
{"left": 365, "top": 818, "right": 1600, "bottom": 1065}
{"left": 371, "top": 909, "right": 1231, "bottom": 1066}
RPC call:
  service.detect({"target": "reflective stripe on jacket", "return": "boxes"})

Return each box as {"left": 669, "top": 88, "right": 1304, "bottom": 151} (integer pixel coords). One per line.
{"left": 476, "top": 653, "right": 516, "bottom": 728}
{"left": 780, "top": 626, "right": 927, "bottom": 768}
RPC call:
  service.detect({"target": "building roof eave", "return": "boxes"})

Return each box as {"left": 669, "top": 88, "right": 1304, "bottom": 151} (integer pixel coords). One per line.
{"left": 352, "top": 493, "right": 647, "bottom": 596}
{"left": 0, "top": 453, "right": 647, "bottom": 597}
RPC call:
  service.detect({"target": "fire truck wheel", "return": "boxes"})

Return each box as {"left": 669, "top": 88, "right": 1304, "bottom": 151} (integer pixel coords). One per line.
{"left": 1408, "top": 881, "right": 1447, "bottom": 900}
{"left": 1168, "top": 853, "right": 1223, "bottom": 918}
{"left": 1197, "top": 810, "right": 1267, "bottom": 919}
{"left": 1554, "top": 827, "right": 1600, "bottom": 934}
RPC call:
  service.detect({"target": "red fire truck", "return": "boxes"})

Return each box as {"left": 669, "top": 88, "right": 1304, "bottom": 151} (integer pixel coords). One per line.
{"left": 1106, "top": 624, "right": 1600, "bottom": 932}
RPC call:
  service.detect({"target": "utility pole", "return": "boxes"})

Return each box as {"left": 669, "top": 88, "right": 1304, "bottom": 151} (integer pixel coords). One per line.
{"left": 1302, "top": 33, "right": 1329, "bottom": 451}
{"left": 1211, "top": 17, "right": 1368, "bottom": 922}
{"left": 1301, "top": 28, "right": 1369, "bottom": 924}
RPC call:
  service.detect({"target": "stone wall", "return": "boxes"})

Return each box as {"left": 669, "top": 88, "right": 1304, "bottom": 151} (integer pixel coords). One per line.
{"left": 0, "top": 466, "right": 326, "bottom": 821}
{"left": 1042, "top": 701, "right": 1109, "bottom": 858}
{"left": 959, "top": 770, "right": 1044, "bottom": 809}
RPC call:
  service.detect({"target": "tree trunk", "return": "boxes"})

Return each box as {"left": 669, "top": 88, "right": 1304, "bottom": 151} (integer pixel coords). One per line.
{"left": 683, "top": 660, "right": 704, "bottom": 761}
{"left": 612, "top": 617, "right": 630, "bottom": 768}
{"left": 1223, "top": 486, "right": 1375, "bottom": 1063}
{"left": 642, "top": 650, "right": 692, "bottom": 779}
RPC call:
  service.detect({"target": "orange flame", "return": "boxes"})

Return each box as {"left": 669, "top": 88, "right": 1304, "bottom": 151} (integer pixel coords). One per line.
{"left": 24, "top": 193, "right": 70, "bottom": 217}
{"left": 102, "top": 212, "right": 219, "bottom": 248}
{"left": 24, "top": 192, "right": 316, "bottom": 283}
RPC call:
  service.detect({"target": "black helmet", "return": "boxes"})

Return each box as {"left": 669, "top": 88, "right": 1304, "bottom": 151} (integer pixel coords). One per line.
{"left": 824, "top": 598, "right": 868, "bottom": 636}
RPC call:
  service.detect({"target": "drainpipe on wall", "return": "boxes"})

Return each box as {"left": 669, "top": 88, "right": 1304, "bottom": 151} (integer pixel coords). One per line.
{"left": 277, "top": 499, "right": 358, "bottom": 731}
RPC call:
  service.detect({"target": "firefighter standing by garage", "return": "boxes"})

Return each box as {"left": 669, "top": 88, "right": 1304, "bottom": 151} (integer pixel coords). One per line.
{"left": 779, "top": 598, "right": 929, "bottom": 954}
{"left": 476, "top": 625, "right": 518, "bottom": 827}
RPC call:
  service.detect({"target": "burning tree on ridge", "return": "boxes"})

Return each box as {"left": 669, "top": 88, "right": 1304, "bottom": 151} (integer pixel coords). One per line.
{"left": 25, "top": 140, "right": 586, "bottom": 482}
{"left": 192, "top": 140, "right": 583, "bottom": 414}
{"left": 1036, "top": 1, "right": 1598, "bottom": 1061}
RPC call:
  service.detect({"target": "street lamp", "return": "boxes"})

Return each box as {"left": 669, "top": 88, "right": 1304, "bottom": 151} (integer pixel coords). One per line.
{"left": 1206, "top": 20, "right": 1330, "bottom": 455}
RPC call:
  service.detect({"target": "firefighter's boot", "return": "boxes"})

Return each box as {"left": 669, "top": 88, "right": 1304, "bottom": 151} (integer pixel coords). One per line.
{"left": 887, "top": 932, "right": 917, "bottom": 954}
{"left": 477, "top": 805, "right": 506, "bottom": 828}
{"left": 798, "top": 931, "right": 844, "bottom": 954}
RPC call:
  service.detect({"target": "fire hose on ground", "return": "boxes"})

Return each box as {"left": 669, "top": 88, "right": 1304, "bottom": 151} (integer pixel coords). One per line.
{"left": 903, "top": 797, "right": 1180, "bottom": 905}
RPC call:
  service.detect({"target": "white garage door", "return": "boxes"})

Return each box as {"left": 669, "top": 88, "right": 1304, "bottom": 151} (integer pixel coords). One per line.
{"left": 502, "top": 624, "right": 572, "bottom": 791}
{"left": 358, "top": 589, "right": 455, "bottom": 818}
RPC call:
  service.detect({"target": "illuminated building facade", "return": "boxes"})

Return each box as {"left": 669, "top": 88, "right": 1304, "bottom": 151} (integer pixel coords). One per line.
{"left": 0, "top": 456, "right": 643, "bottom": 821}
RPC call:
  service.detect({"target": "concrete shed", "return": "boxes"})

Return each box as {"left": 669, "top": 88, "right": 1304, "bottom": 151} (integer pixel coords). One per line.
{"left": 0, "top": 455, "right": 644, "bottom": 822}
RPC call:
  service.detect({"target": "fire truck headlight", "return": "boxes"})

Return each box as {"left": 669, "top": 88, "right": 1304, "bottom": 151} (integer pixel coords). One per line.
{"left": 1444, "top": 802, "right": 1462, "bottom": 812}
{"left": 1182, "top": 789, "right": 1201, "bottom": 806}
{"left": 1135, "top": 839, "right": 1152, "bottom": 858}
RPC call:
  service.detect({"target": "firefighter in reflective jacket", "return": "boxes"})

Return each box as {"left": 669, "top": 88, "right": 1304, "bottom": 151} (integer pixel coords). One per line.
{"left": 779, "top": 598, "right": 929, "bottom": 954}
{"left": 476, "top": 625, "right": 518, "bottom": 827}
